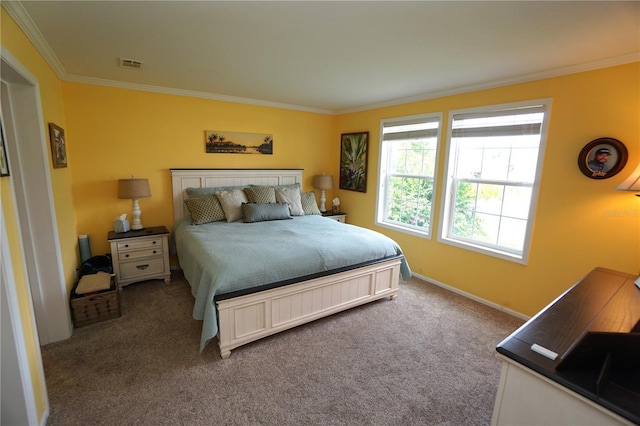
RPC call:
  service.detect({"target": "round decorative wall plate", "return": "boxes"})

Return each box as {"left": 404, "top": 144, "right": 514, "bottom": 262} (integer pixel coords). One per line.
{"left": 577, "top": 137, "right": 627, "bottom": 179}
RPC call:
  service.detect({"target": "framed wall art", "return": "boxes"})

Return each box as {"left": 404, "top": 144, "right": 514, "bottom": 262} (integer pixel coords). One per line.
{"left": 1, "top": 115, "right": 9, "bottom": 176}
{"left": 577, "top": 137, "right": 627, "bottom": 179}
{"left": 339, "top": 131, "right": 369, "bottom": 193}
{"left": 48, "top": 123, "right": 67, "bottom": 168}
{"left": 205, "top": 130, "right": 273, "bottom": 155}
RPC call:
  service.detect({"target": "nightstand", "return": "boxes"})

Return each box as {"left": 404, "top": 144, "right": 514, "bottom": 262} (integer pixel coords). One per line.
{"left": 321, "top": 211, "right": 347, "bottom": 223}
{"left": 108, "top": 226, "right": 170, "bottom": 287}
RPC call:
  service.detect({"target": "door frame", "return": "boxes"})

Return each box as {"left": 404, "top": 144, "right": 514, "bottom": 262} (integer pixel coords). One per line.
{"left": 1, "top": 47, "right": 72, "bottom": 344}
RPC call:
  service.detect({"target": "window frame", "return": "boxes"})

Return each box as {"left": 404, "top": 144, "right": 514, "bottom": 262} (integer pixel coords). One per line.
{"left": 437, "top": 99, "right": 552, "bottom": 264}
{"left": 375, "top": 113, "right": 443, "bottom": 239}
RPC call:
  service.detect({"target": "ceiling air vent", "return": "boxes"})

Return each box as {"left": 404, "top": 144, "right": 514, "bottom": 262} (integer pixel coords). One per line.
{"left": 119, "top": 58, "right": 143, "bottom": 69}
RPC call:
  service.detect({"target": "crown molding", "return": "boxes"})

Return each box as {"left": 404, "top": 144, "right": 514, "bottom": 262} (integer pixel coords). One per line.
{"left": 63, "top": 74, "right": 335, "bottom": 115}
{"left": 2, "top": 1, "right": 67, "bottom": 79}
{"left": 6, "top": 0, "right": 638, "bottom": 116}
{"left": 337, "top": 52, "right": 640, "bottom": 115}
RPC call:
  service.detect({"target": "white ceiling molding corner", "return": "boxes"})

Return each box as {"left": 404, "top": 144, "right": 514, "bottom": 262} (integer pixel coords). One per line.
{"left": 2, "top": 1, "right": 67, "bottom": 80}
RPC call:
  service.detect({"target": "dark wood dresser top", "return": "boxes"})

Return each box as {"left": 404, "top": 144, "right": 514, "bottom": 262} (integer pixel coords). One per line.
{"left": 496, "top": 267, "right": 640, "bottom": 424}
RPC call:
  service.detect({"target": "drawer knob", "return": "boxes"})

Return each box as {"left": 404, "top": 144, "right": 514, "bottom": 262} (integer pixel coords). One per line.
{"left": 124, "top": 244, "right": 129, "bottom": 248}
{"left": 153, "top": 250, "right": 157, "bottom": 254}
{"left": 125, "top": 254, "right": 130, "bottom": 258}
{"left": 136, "top": 264, "right": 149, "bottom": 270}
{"left": 153, "top": 241, "right": 157, "bottom": 245}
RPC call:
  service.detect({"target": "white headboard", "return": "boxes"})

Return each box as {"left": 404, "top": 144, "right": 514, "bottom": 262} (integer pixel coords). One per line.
{"left": 170, "top": 168, "right": 304, "bottom": 222}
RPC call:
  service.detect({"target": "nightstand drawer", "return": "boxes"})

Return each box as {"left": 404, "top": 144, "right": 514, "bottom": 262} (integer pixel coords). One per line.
{"left": 323, "top": 213, "right": 346, "bottom": 223}
{"left": 108, "top": 226, "right": 171, "bottom": 287}
{"left": 117, "top": 238, "right": 163, "bottom": 251}
{"left": 120, "top": 257, "right": 166, "bottom": 280}
{"left": 118, "top": 247, "right": 162, "bottom": 261}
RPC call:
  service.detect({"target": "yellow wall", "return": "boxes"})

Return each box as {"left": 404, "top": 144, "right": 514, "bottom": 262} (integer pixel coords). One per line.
{"left": 1, "top": 7, "right": 74, "bottom": 421}
{"left": 336, "top": 62, "right": 640, "bottom": 316}
{"left": 62, "top": 84, "right": 336, "bottom": 255}
{"left": 2, "top": 4, "right": 639, "bottom": 422}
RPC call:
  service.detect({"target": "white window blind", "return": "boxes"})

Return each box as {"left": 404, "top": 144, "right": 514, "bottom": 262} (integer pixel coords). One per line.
{"left": 439, "top": 101, "right": 550, "bottom": 263}
{"left": 376, "top": 114, "right": 442, "bottom": 238}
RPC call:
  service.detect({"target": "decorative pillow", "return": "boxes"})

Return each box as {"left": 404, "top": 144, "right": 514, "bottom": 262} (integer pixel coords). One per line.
{"left": 275, "top": 186, "right": 305, "bottom": 216}
{"left": 300, "top": 191, "right": 321, "bottom": 215}
{"left": 242, "top": 203, "right": 292, "bottom": 223}
{"left": 244, "top": 186, "right": 277, "bottom": 204}
{"left": 274, "top": 182, "right": 301, "bottom": 191}
{"left": 215, "top": 189, "right": 248, "bottom": 222}
{"left": 184, "top": 194, "right": 226, "bottom": 224}
{"left": 186, "top": 185, "right": 246, "bottom": 199}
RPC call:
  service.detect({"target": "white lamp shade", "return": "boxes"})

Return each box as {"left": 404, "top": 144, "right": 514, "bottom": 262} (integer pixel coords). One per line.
{"left": 313, "top": 174, "right": 334, "bottom": 190}
{"left": 118, "top": 178, "right": 151, "bottom": 199}
{"left": 616, "top": 162, "right": 640, "bottom": 192}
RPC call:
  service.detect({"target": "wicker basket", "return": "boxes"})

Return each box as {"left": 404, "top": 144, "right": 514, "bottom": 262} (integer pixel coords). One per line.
{"left": 70, "top": 275, "right": 121, "bottom": 327}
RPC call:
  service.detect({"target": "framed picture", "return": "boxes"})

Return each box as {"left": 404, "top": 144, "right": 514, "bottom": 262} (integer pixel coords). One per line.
{"left": 339, "top": 131, "right": 369, "bottom": 192}
{"left": 577, "top": 137, "right": 627, "bottom": 179}
{"left": 48, "top": 123, "right": 67, "bottom": 168}
{"left": 205, "top": 130, "right": 273, "bottom": 155}
{"left": 1, "top": 115, "right": 9, "bottom": 177}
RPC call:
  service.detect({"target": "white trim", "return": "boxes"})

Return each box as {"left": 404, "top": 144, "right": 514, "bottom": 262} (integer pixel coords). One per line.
{"left": 1, "top": 47, "right": 73, "bottom": 344}
{"left": 411, "top": 271, "right": 529, "bottom": 321}
{"left": 0, "top": 204, "right": 48, "bottom": 426}
{"left": 375, "top": 112, "right": 443, "bottom": 239}
{"left": 1, "top": 1, "right": 66, "bottom": 79}
{"left": 337, "top": 52, "right": 640, "bottom": 114}
{"left": 64, "top": 74, "right": 334, "bottom": 115}
{"left": 5, "top": 1, "right": 637, "bottom": 115}
{"left": 0, "top": 47, "right": 39, "bottom": 86}
{"left": 437, "top": 98, "right": 552, "bottom": 265}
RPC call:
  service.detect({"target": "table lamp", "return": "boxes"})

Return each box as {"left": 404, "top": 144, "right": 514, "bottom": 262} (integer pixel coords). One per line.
{"left": 118, "top": 175, "right": 151, "bottom": 230}
{"left": 313, "top": 174, "right": 334, "bottom": 213}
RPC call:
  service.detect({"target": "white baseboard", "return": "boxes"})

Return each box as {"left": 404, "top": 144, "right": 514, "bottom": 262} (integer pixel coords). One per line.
{"left": 410, "top": 272, "right": 530, "bottom": 321}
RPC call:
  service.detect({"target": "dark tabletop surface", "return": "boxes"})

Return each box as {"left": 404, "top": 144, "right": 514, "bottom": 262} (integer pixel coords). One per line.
{"left": 496, "top": 267, "right": 640, "bottom": 424}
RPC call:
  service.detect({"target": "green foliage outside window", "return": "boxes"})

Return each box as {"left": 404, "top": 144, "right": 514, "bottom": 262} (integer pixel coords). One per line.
{"left": 386, "top": 176, "right": 433, "bottom": 228}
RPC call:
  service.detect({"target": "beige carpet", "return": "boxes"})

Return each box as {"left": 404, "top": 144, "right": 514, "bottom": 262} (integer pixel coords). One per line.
{"left": 41, "top": 272, "right": 523, "bottom": 425}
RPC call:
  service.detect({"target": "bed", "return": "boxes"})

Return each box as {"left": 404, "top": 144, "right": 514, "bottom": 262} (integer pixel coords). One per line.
{"left": 171, "top": 168, "right": 411, "bottom": 358}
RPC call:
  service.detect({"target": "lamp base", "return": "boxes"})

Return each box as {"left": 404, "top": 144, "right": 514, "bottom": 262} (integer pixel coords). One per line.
{"left": 131, "top": 198, "right": 144, "bottom": 230}
{"left": 319, "top": 190, "right": 327, "bottom": 213}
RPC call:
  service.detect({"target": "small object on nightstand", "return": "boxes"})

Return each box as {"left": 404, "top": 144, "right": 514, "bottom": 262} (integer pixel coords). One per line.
{"left": 108, "top": 225, "right": 171, "bottom": 287}
{"left": 321, "top": 211, "right": 347, "bottom": 223}
{"left": 114, "top": 213, "right": 130, "bottom": 233}
{"left": 332, "top": 197, "right": 340, "bottom": 213}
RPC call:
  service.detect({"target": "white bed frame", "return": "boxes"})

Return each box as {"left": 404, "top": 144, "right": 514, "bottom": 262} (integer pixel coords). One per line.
{"left": 171, "top": 169, "right": 401, "bottom": 358}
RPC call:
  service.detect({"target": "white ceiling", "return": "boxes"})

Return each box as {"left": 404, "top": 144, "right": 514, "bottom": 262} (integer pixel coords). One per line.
{"left": 6, "top": 1, "right": 640, "bottom": 114}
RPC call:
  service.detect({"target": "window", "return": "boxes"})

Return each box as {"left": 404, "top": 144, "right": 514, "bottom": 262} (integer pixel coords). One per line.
{"left": 376, "top": 114, "right": 441, "bottom": 238}
{"left": 439, "top": 100, "right": 551, "bottom": 263}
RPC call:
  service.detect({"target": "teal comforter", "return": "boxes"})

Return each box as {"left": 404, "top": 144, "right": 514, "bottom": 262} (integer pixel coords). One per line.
{"left": 173, "top": 215, "right": 411, "bottom": 351}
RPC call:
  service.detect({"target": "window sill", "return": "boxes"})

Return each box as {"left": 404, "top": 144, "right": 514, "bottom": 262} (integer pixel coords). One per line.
{"left": 375, "top": 220, "right": 432, "bottom": 240}
{"left": 437, "top": 236, "right": 528, "bottom": 265}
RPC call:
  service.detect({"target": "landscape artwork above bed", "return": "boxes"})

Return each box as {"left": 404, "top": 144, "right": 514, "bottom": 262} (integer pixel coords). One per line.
{"left": 205, "top": 130, "right": 273, "bottom": 154}
{"left": 171, "top": 169, "right": 411, "bottom": 358}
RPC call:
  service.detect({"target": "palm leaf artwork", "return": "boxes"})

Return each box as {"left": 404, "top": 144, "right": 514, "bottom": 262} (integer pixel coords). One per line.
{"left": 340, "top": 132, "right": 369, "bottom": 192}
